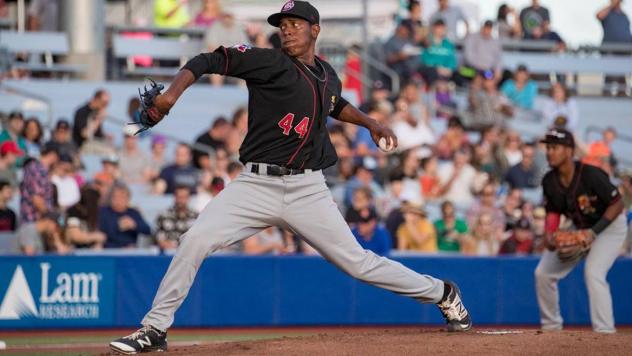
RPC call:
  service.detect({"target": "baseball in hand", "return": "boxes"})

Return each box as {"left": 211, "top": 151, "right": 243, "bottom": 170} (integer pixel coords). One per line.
{"left": 378, "top": 137, "right": 394, "bottom": 152}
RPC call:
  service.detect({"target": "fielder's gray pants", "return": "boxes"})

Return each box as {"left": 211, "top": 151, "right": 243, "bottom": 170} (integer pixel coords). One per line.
{"left": 534, "top": 214, "right": 627, "bottom": 333}
{"left": 142, "top": 168, "right": 444, "bottom": 331}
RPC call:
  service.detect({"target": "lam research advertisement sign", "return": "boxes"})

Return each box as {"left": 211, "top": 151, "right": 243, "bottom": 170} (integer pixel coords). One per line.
{"left": 0, "top": 257, "right": 115, "bottom": 328}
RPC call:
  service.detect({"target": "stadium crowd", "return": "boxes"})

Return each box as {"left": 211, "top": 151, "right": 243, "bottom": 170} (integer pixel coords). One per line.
{"left": 0, "top": 0, "right": 631, "bottom": 257}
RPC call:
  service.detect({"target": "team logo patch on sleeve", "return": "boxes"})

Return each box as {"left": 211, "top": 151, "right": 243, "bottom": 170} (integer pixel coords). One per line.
{"left": 232, "top": 44, "right": 252, "bottom": 53}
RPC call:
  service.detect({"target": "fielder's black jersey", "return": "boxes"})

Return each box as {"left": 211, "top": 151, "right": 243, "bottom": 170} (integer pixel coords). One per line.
{"left": 184, "top": 44, "right": 347, "bottom": 170}
{"left": 542, "top": 162, "right": 621, "bottom": 229}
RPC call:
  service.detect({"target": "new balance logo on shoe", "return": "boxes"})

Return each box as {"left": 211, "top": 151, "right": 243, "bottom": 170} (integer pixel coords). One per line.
{"left": 110, "top": 325, "right": 167, "bottom": 354}
{"left": 137, "top": 336, "right": 152, "bottom": 349}
{"left": 437, "top": 281, "right": 472, "bottom": 332}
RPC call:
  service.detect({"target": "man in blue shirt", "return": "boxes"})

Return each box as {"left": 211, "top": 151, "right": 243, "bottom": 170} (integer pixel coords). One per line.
{"left": 597, "top": 0, "right": 632, "bottom": 44}
{"left": 351, "top": 208, "right": 392, "bottom": 255}
{"left": 99, "top": 184, "right": 151, "bottom": 248}
{"left": 500, "top": 64, "right": 538, "bottom": 110}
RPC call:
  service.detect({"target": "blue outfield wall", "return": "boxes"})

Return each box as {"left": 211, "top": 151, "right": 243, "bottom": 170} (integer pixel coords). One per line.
{"left": 0, "top": 255, "right": 631, "bottom": 329}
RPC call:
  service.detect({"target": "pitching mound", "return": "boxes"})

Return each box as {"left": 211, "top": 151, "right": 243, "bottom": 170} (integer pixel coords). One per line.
{"left": 157, "top": 328, "right": 631, "bottom": 356}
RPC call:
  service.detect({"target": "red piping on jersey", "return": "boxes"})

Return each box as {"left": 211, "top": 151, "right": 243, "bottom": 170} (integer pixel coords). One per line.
{"left": 222, "top": 47, "right": 229, "bottom": 75}
{"left": 286, "top": 61, "right": 327, "bottom": 166}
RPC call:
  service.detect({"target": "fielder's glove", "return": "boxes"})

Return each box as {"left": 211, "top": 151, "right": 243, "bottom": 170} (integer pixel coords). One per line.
{"left": 134, "top": 79, "right": 167, "bottom": 135}
{"left": 554, "top": 229, "right": 595, "bottom": 263}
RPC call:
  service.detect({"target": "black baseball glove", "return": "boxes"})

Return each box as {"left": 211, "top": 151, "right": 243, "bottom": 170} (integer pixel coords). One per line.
{"left": 134, "top": 79, "right": 167, "bottom": 135}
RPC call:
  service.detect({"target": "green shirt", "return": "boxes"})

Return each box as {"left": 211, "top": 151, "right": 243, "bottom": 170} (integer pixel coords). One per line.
{"left": 0, "top": 130, "right": 27, "bottom": 167}
{"left": 154, "top": 0, "right": 190, "bottom": 28}
{"left": 434, "top": 218, "right": 468, "bottom": 252}
{"left": 421, "top": 36, "right": 457, "bottom": 70}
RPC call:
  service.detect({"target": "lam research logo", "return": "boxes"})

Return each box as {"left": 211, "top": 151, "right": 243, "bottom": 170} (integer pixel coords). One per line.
{"left": 0, "top": 263, "right": 102, "bottom": 320}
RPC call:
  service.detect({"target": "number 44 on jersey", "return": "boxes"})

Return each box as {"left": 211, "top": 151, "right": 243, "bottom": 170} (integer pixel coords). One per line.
{"left": 278, "top": 113, "right": 309, "bottom": 139}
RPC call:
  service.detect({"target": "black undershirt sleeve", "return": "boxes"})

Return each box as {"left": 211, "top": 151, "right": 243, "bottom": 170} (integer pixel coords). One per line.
{"left": 330, "top": 97, "right": 349, "bottom": 119}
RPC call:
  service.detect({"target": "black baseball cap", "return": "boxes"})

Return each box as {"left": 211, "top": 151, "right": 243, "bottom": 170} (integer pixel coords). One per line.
{"left": 515, "top": 217, "right": 531, "bottom": 230}
{"left": 540, "top": 128, "right": 575, "bottom": 148}
{"left": 267, "top": 1, "right": 320, "bottom": 27}
{"left": 55, "top": 119, "right": 70, "bottom": 130}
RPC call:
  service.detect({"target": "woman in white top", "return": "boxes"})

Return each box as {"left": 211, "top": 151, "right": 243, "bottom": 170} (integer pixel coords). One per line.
{"left": 542, "top": 83, "right": 579, "bottom": 131}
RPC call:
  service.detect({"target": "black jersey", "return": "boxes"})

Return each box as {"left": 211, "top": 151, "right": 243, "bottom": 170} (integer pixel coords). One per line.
{"left": 183, "top": 44, "right": 348, "bottom": 170}
{"left": 542, "top": 162, "right": 621, "bottom": 229}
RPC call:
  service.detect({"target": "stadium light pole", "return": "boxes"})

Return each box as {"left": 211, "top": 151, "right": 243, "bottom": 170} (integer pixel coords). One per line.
{"left": 59, "top": 0, "right": 106, "bottom": 80}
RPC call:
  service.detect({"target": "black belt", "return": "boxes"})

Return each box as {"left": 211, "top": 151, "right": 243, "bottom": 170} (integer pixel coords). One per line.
{"left": 250, "top": 163, "right": 306, "bottom": 176}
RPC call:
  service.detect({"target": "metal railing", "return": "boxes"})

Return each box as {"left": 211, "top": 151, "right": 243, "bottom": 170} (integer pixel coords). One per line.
{"left": 0, "top": 82, "right": 53, "bottom": 128}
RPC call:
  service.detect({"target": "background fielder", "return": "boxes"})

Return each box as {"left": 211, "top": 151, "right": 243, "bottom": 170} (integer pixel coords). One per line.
{"left": 536, "top": 128, "right": 626, "bottom": 333}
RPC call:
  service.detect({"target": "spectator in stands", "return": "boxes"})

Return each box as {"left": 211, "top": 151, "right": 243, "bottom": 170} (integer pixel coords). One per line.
{"left": 72, "top": 89, "right": 110, "bottom": 150}
{"left": 500, "top": 65, "right": 538, "bottom": 110}
{"left": 542, "top": 83, "right": 579, "bottom": 131}
{"left": 597, "top": 0, "right": 632, "bottom": 44}
{"left": 0, "top": 111, "right": 27, "bottom": 165}
{"left": 148, "top": 135, "right": 168, "bottom": 181}
{"left": 225, "top": 161, "right": 243, "bottom": 184}
{"left": 0, "top": 0, "right": 8, "bottom": 18}
{"left": 398, "top": 149, "right": 423, "bottom": 204}
{"left": 51, "top": 154, "right": 80, "bottom": 211}
{"left": 397, "top": 202, "right": 437, "bottom": 252}
{"left": 523, "top": 23, "right": 566, "bottom": 52}
{"left": 154, "top": 0, "right": 190, "bottom": 28}
{"left": 27, "top": 0, "right": 59, "bottom": 31}
{"left": 191, "top": 0, "right": 222, "bottom": 27}
{"left": 65, "top": 185, "right": 105, "bottom": 249}
{"left": 435, "top": 200, "right": 468, "bottom": 253}
{"left": 203, "top": 12, "right": 249, "bottom": 85}
{"left": 358, "top": 81, "right": 393, "bottom": 115}
{"left": 19, "top": 147, "right": 58, "bottom": 224}
{"left": 99, "top": 183, "right": 151, "bottom": 248}
{"left": 463, "top": 212, "right": 499, "bottom": 256}
{"left": 438, "top": 147, "right": 478, "bottom": 209}
{"left": 192, "top": 176, "right": 224, "bottom": 213}
{"left": 0, "top": 180, "right": 16, "bottom": 232}
{"left": 231, "top": 106, "right": 249, "bottom": 141}
{"left": 93, "top": 154, "right": 121, "bottom": 194}
{"left": 119, "top": 125, "right": 152, "bottom": 185}
{"left": 346, "top": 186, "right": 374, "bottom": 226}
{"left": 17, "top": 212, "right": 67, "bottom": 255}
{"left": 463, "top": 20, "right": 502, "bottom": 80}
{"left": 391, "top": 84, "right": 435, "bottom": 153}
{"left": 432, "top": 78, "right": 457, "bottom": 119}
{"left": 466, "top": 71, "right": 513, "bottom": 131}
{"left": 531, "top": 206, "right": 547, "bottom": 253}
{"left": 352, "top": 208, "right": 392, "bottom": 255}
{"left": 519, "top": 0, "right": 550, "bottom": 37}
{"left": 44, "top": 120, "right": 78, "bottom": 159}
{"left": 21, "top": 118, "right": 43, "bottom": 157}
{"left": 501, "top": 187, "right": 523, "bottom": 230}
{"left": 436, "top": 116, "right": 469, "bottom": 160}
{"left": 499, "top": 217, "right": 534, "bottom": 254}
{"left": 243, "top": 227, "right": 287, "bottom": 255}
{"left": 505, "top": 143, "right": 539, "bottom": 189}
{"left": 155, "top": 185, "right": 198, "bottom": 250}
{"left": 501, "top": 131, "right": 523, "bottom": 168}
{"left": 344, "top": 163, "right": 385, "bottom": 209}
{"left": 384, "top": 23, "right": 421, "bottom": 82}
{"left": 352, "top": 106, "right": 382, "bottom": 160}
{"left": 582, "top": 126, "right": 618, "bottom": 175}
{"left": 466, "top": 182, "right": 505, "bottom": 240}
{"left": 193, "top": 117, "right": 229, "bottom": 169}
{"left": 401, "top": 0, "right": 428, "bottom": 46}
{"left": 419, "top": 19, "right": 457, "bottom": 85}
{"left": 381, "top": 169, "right": 407, "bottom": 218}
{"left": 0, "top": 141, "right": 23, "bottom": 188}
{"left": 497, "top": 4, "right": 521, "bottom": 39}
{"left": 157, "top": 143, "right": 199, "bottom": 194}
{"left": 419, "top": 156, "right": 441, "bottom": 201}
{"left": 429, "top": 0, "right": 469, "bottom": 41}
